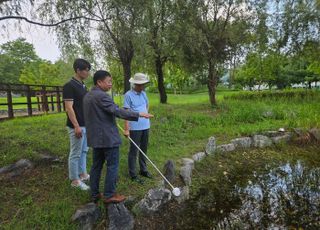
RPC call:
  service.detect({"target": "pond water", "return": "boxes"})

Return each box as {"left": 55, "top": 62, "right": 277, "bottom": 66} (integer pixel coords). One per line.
{"left": 135, "top": 147, "right": 320, "bottom": 230}
{"left": 186, "top": 161, "right": 320, "bottom": 229}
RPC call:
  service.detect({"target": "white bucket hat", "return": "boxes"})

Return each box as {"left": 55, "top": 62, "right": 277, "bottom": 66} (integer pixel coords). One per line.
{"left": 129, "top": 73, "right": 150, "bottom": 85}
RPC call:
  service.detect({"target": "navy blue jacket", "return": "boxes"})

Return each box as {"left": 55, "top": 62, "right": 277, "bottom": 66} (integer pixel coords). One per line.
{"left": 83, "top": 86, "right": 139, "bottom": 148}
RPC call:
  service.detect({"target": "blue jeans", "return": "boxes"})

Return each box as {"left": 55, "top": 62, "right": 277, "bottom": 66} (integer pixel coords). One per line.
{"left": 90, "top": 147, "right": 119, "bottom": 199}
{"left": 67, "top": 127, "right": 88, "bottom": 180}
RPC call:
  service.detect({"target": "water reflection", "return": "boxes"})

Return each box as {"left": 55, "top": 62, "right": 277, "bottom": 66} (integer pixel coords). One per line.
{"left": 213, "top": 161, "right": 320, "bottom": 229}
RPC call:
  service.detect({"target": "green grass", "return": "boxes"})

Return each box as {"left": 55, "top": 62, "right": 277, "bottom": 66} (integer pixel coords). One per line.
{"left": 0, "top": 89, "right": 320, "bottom": 229}
{"left": 0, "top": 96, "right": 62, "bottom": 110}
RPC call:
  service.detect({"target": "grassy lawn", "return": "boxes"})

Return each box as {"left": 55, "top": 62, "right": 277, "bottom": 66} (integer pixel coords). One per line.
{"left": 0, "top": 89, "right": 319, "bottom": 229}
{"left": 0, "top": 97, "right": 63, "bottom": 110}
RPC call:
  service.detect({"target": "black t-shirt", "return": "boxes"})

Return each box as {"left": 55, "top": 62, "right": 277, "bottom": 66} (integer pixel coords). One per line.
{"left": 63, "top": 78, "right": 88, "bottom": 128}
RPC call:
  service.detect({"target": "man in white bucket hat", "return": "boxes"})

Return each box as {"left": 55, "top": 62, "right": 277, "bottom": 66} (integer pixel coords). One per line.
{"left": 123, "top": 73, "right": 152, "bottom": 184}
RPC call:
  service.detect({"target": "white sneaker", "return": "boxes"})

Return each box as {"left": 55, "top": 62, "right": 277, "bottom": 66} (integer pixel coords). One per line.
{"left": 80, "top": 174, "right": 90, "bottom": 182}
{"left": 71, "top": 181, "right": 90, "bottom": 191}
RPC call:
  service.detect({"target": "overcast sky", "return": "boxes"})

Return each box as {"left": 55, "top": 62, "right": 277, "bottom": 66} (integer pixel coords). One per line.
{"left": 0, "top": 19, "right": 61, "bottom": 62}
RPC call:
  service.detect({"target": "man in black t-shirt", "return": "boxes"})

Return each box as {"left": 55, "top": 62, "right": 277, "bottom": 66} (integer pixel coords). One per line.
{"left": 63, "top": 58, "right": 91, "bottom": 190}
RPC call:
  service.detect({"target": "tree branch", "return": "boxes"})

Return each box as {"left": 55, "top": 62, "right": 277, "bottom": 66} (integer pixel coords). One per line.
{"left": 94, "top": 0, "right": 119, "bottom": 45}
{"left": 0, "top": 15, "right": 103, "bottom": 26}
{"left": 0, "top": 0, "right": 11, "bottom": 4}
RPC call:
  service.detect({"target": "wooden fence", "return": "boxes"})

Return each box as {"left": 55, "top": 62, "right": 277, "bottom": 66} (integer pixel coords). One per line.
{"left": 0, "top": 83, "right": 64, "bottom": 119}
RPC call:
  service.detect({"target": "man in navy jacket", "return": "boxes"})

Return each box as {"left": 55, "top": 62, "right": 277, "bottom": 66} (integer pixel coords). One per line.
{"left": 83, "top": 70, "right": 153, "bottom": 204}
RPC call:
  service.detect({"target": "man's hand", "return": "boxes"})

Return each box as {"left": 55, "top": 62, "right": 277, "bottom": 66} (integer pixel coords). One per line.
{"left": 139, "top": 112, "right": 154, "bottom": 119}
{"left": 65, "top": 100, "right": 82, "bottom": 138}
{"left": 74, "top": 126, "right": 83, "bottom": 138}
{"left": 123, "top": 129, "right": 130, "bottom": 138}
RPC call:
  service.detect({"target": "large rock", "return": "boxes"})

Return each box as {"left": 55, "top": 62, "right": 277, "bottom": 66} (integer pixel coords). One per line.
{"left": 108, "top": 202, "right": 134, "bottom": 230}
{"left": 37, "top": 153, "right": 60, "bottom": 164}
{"left": 205, "top": 136, "right": 216, "bottom": 154}
{"left": 271, "top": 133, "right": 292, "bottom": 144}
{"left": 231, "top": 137, "right": 252, "bottom": 149}
{"left": 163, "top": 160, "right": 175, "bottom": 188}
{"left": 293, "top": 128, "right": 304, "bottom": 137}
{"left": 71, "top": 203, "right": 101, "bottom": 230}
{"left": 308, "top": 128, "right": 320, "bottom": 141}
{"left": 123, "top": 196, "right": 136, "bottom": 210}
{"left": 181, "top": 158, "right": 194, "bottom": 169}
{"left": 135, "top": 188, "right": 172, "bottom": 214}
{"left": 261, "top": 131, "right": 280, "bottom": 137}
{"left": 192, "top": 152, "right": 206, "bottom": 162}
{"left": 180, "top": 164, "right": 192, "bottom": 186}
{"left": 173, "top": 186, "right": 190, "bottom": 204}
{"left": 216, "top": 143, "right": 236, "bottom": 153}
{"left": 0, "top": 159, "right": 34, "bottom": 177}
{"left": 252, "top": 135, "right": 273, "bottom": 148}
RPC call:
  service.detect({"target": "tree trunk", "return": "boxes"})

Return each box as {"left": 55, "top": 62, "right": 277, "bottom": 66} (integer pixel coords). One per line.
{"left": 118, "top": 42, "right": 134, "bottom": 94}
{"left": 122, "top": 62, "right": 131, "bottom": 93}
{"left": 207, "top": 61, "right": 218, "bottom": 106}
{"left": 155, "top": 56, "right": 167, "bottom": 103}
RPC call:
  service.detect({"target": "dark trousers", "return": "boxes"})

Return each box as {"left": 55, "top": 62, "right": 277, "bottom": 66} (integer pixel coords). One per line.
{"left": 90, "top": 147, "right": 119, "bottom": 199}
{"left": 128, "top": 129, "right": 149, "bottom": 178}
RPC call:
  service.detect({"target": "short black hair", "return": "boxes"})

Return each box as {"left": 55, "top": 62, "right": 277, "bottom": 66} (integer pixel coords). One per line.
{"left": 73, "top": 58, "right": 91, "bottom": 72}
{"left": 93, "top": 70, "right": 111, "bottom": 85}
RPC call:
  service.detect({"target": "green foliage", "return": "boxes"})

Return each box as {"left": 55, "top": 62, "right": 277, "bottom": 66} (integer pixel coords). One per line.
{"left": 20, "top": 61, "right": 58, "bottom": 85}
{"left": 224, "top": 89, "right": 319, "bottom": 100}
{"left": 308, "top": 61, "right": 320, "bottom": 76}
{"left": 54, "top": 60, "right": 75, "bottom": 84}
{"left": 234, "top": 44, "right": 320, "bottom": 90}
{"left": 19, "top": 59, "right": 74, "bottom": 86}
{"left": 0, "top": 38, "right": 76, "bottom": 86}
{"left": 108, "top": 58, "right": 126, "bottom": 94}
{"left": 0, "top": 38, "right": 39, "bottom": 84}
{"left": 165, "top": 62, "right": 194, "bottom": 94}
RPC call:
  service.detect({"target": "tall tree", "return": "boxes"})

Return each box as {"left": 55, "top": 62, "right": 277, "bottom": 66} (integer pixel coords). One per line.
{"left": 0, "top": 38, "right": 39, "bottom": 83}
{"left": 143, "top": 0, "right": 177, "bottom": 103}
{"left": 39, "top": 0, "right": 146, "bottom": 93}
{"left": 177, "top": 0, "right": 253, "bottom": 106}
{"left": 271, "top": 0, "right": 320, "bottom": 54}
{"left": 19, "top": 61, "right": 59, "bottom": 85}
{"left": 234, "top": 0, "right": 320, "bottom": 90}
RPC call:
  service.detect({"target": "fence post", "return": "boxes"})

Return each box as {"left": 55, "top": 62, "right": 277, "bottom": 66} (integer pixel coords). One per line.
{"left": 56, "top": 86, "right": 61, "bottom": 112}
{"left": 41, "top": 86, "right": 49, "bottom": 113}
{"left": 36, "top": 94, "right": 41, "bottom": 111}
{"left": 61, "top": 87, "right": 65, "bottom": 111}
{"left": 6, "top": 84, "right": 14, "bottom": 118}
{"left": 26, "top": 85, "right": 32, "bottom": 116}
{"left": 50, "top": 93, "right": 54, "bottom": 111}
{"left": 62, "top": 98, "right": 65, "bottom": 111}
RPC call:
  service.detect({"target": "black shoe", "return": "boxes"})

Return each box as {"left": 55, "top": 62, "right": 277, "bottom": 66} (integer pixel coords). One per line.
{"left": 131, "top": 176, "right": 144, "bottom": 185}
{"left": 140, "top": 171, "right": 153, "bottom": 179}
